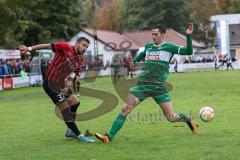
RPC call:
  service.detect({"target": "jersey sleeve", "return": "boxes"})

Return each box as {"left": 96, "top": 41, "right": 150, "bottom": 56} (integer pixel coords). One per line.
{"left": 51, "top": 42, "right": 70, "bottom": 53}
{"left": 132, "top": 47, "right": 146, "bottom": 64}
{"left": 170, "top": 34, "right": 193, "bottom": 55}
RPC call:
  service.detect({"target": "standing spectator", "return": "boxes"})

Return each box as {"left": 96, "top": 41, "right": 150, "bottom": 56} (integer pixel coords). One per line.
{"left": 218, "top": 55, "right": 227, "bottom": 69}
{"left": 0, "top": 62, "right": 4, "bottom": 79}
{"left": 125, "top": 53, "right": 133, "bottom": 78}
{"left": 10, "top": 61, "right": 15, "bottom": 76}
{"left": 8, "top": 60, "right": 14, "bottom": 77}
{"left": 7, "top": 60, "right": 13, "bottom": 76}
{"left": 23, "top": 60, "right": 30, "bottom": 73}
{"left": 15, "top": 61, "right": 21, "bottom": 76}
{"left": 20, "top": 68, "right": 27, "bottom": 77}
{"left": 3, "top": 60, "right": 10, "bottom": 77}
{"left": 173, "top": 58, "right": 178, "bottom": 73}
{"left": 226, "top": 55, "right": 234, "bottom": 70}
{"left": 213, "top": 55, "right": 218, "bottom": 71}
{"left": 112, "top": 54, "right": 123, "bottom": 84}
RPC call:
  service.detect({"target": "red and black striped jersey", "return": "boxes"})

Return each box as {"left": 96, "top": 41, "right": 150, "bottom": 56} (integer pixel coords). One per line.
{"left": 46, "top": 42, "right": 84, "bottom": 90}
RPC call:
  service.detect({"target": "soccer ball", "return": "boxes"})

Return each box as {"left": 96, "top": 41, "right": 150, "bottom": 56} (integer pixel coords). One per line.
{"left": 199, "top": 107, "right": 214, "bottom": 122}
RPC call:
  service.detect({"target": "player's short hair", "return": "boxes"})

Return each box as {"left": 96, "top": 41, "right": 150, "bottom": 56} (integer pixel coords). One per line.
{"left": 76, "top": 37, "right": 90, "bottom": 44}
{"left": 152, "top": 25, "right": 166, "bottom": 33}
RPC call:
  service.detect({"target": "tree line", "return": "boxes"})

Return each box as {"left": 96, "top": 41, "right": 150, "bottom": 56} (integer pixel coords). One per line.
{"left": 1, "top": 0, "right": 239, "bottom": 49}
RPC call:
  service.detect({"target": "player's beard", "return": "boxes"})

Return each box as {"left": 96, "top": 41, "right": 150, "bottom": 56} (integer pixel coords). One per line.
{"left": 76, "top": 48, "right": 85, "bottom": 55}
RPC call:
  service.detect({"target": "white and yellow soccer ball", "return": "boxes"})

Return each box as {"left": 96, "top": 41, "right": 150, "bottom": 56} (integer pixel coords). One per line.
{"left": 199, "top": 106, "right": 214, "bottom": 122}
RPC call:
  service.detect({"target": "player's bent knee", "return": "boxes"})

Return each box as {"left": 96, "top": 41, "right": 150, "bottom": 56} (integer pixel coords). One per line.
{"left": 121, "top": 104, "right": 133, "bottom": 115}
{"left": 57, "top": 101, "right": 69, "bottom": 111}
{"left": 72, "top": 101, "right": 80, "bottom": 106}
{"left": 126, "top": 94, "right": 139, "bottom": 106}
{"left": 67, "top": 95, "right": 80, "bottom": 105}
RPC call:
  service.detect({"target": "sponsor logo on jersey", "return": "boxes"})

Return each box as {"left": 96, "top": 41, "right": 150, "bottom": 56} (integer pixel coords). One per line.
{"left": 145, "top": 51, "right": 161, "bottom": 60}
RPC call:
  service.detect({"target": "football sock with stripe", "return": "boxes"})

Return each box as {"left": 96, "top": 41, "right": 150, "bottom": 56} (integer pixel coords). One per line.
{"left": 108, "top": 113, "right": 126, "bottom": 140}
{"left": 177, "top": 112, "right": 189, "bottom": 122}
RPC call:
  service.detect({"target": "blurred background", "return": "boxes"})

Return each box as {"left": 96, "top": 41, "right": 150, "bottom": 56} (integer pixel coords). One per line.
{"left": 0, "top": 0, "right": 240, "bottom": 89}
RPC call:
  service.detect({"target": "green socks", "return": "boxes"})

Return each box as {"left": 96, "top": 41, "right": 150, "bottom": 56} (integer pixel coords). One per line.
{"left": 108, "top": 113, "right": 126, "bottom": 140}
{"left": 107, "top": 112, "right": 188, "bottom": 140}
{"left": 177, "top": 112, "right": 189, "bottom": 122}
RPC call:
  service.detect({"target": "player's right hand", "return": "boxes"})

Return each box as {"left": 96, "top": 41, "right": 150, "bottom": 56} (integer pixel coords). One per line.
{"left": 18, "top": 45, "right": 30, "bottom": 55}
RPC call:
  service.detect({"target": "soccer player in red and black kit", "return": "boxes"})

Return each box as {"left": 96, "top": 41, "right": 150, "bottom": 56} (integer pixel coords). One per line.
{"left": 18, "top": 37, "right": 95, "bottom": 143}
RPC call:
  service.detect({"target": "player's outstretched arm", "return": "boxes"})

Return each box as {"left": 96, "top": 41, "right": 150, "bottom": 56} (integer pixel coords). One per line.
{"left": 18, "top": 44, "right": 51, "bottom": 55}
{"left": 178, "top": 24, "right": 193, "bottom": 55}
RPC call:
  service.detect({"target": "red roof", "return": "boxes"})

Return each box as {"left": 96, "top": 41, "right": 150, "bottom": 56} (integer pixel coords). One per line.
{"left": 83, "top": 28, "right": 205, "bottom": 50}
{"left": 84, "top": 28, "right": 140, "bottom": 50}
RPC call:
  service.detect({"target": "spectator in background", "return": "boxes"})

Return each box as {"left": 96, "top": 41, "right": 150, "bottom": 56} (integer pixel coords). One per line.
{"left": 10, "top": 60, "right": 20, "bottom": 77}
{"left": 218, "top": 55, "right": 227, "bottom": 69}
{"left": 124, "top": 53, "right": 133, "bottom": 78}
{"left": 0, "top": 62, "right": 3, "bottom": 79}
{"left": 8, "top": 60, "right": 13, "bottom": 76}
{"left": 9, "top": 61, "right": 14, "bottom": 76}
{"left": 206, "top": 56, "right": 212, "bottom": 62}
{"left": 112, "top": 54, "right": 123, "bottom": 84}
{"left": 213, "top": 55, "right": 218, "bottom": 71}
{"left": 195, "top": 56, "right": 203, "bottom": 63}
{"left": 23, "top": 60, "right": 30, "bottom": 73}
{"left": 173, "top": 58, "right": 178, "bottom": 73}
{"left": 226, "top": 55, "right": 234, "bottom": 70}
{"left": 14, "top": 61, "right": 21, "bottom": 76}
{"left": 3, "top": 60, "right": 10, "bottom": 77}
{"left": 20, "top": 68, "right": 27, "bottom": 77}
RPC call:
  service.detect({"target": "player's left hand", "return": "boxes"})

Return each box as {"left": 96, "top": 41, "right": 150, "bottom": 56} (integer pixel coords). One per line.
{"left": 186, "top": 23, "right": 193, "bottom": 34}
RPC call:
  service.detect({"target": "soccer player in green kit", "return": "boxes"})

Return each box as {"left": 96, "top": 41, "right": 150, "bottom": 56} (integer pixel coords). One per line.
{"left": 95, "top": 24, "right": 197, "bottom": 143}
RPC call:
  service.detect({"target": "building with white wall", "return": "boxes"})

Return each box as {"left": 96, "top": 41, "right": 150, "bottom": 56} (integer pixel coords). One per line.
{"left": 70, "top": 28, "right": 205, "bottom": 65}
{"left": 211, "top": 14, "right": 240, "bottom": 60}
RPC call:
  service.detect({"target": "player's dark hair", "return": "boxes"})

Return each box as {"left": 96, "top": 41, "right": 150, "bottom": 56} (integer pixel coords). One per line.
{"left": 77, "top": 37, "right": 90, "bottom": 44}
{"left": 153, "top": 25, "right": 166, "bottom": 33}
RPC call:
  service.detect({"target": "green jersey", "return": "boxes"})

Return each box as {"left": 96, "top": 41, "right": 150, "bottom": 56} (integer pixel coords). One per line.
{"left": 112, "top": 54, "right": 123, "bottom": 73}
{"left": 132, "top": 34, "right": 193, "bottom": 82}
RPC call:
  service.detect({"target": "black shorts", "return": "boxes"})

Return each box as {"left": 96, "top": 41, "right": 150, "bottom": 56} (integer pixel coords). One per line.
{"left": 42, "top": 79, "right": 70, "bottom": 104}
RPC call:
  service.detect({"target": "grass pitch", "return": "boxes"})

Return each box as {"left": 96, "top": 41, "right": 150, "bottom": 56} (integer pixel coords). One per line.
{"left": 0, "top": 70, "right": 240, "bottom": 160}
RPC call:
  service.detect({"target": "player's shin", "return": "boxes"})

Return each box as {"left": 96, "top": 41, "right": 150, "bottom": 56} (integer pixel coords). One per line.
{"left": 61, "top": 107, "right": 81, "bottom": 136}
{"left": 70, "top": 102, "right": 80, "bottom": 121}
{"left": 108, "top": 113, "right": 126, "bottom": 141}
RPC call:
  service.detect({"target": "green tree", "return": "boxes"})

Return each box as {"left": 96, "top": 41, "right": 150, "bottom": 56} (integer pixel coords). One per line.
{"left": 119, "top": 0, "right": 191, "bottom": 32}
{"left": 0, "top": 0, "right": 85, "bottom": 48}
{"left": 232, "top": 0, "right": 240, "bottom": 12}
{"left": 23, "top": 0, "right": 85, "bottom": 45}
{"left": 0, "top": 0, "right": 28, "bottom": 48}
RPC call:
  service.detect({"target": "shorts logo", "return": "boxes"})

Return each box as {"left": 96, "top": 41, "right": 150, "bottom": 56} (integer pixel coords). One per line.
{"left": 57, "top": 94, "right": 65, "bottom": 102}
